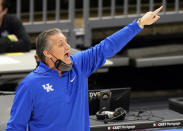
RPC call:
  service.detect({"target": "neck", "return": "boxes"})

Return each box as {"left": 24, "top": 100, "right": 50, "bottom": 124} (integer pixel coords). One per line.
{"left": 45, "top": 59, "right": 62, "bottom": 76}
{"left": 57, "top": 70, "right": 62, "bottom": 76}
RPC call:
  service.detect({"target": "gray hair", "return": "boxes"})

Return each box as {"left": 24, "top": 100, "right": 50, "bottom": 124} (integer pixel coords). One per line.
{"left": 36, "top": 28, "right": 62, "bottom": 62}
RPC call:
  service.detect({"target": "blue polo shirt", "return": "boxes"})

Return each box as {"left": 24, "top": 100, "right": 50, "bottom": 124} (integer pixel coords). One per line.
{"left": 6, "top": 20, "right": 142, "bottom": 131}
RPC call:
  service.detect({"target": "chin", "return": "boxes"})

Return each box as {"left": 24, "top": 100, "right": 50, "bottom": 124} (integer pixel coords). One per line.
{"left": 66, "top": 61, "right": 72, "bottom": 64}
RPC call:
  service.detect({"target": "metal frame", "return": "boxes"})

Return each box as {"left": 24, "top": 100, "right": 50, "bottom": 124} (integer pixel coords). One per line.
{"left": 83, "top": 0, "right": 183, "bottom": 47}
{"left": 16, "top": 0, "right": 76, "bottom": 47}
{"left": 15, "top": 0, "right": 183, "bottom": 47}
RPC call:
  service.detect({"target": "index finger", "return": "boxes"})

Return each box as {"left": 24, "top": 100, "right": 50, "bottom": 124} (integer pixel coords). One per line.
{"left": 153, "top": 6, "right": 163, "bottom": 14}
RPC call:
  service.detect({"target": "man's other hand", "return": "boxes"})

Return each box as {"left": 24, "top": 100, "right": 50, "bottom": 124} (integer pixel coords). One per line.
{"left": 9, "top": 34, "right": 19, "bottom": 42}
{"left": 138, "top": 6, "right": 163, "bottom": 27}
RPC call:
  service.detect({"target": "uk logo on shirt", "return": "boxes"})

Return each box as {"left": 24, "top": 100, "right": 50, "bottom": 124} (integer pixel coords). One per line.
{"left": 42, "top": 83, "right": 54, "bottom": 92}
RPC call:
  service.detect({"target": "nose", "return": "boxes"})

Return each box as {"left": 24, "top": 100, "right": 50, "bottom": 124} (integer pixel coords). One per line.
{"left": 65, "top": 43, "right": 70, "bottom": 50}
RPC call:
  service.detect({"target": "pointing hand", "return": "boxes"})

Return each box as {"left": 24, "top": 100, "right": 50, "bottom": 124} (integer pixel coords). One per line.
{"left": 138, "top": 6, "right": 163, "bottom": 27}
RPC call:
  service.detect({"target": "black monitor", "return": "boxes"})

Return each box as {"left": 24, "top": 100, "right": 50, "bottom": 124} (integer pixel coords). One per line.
{"left": 88, "top": 88, "right": 131, "bottom": 115}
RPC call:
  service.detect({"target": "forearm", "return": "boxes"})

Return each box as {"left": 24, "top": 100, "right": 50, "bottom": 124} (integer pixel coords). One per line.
{"left": 10, "top": 40, "right": 31, "bottom": 52}
{"left": 102, "top": 20, "right": 142, "bottom": 58}
{"left": 11, "top": 30, "right": 32, "bottom": 52}
{"left": 0, "top": 34, "right": 31, "bottom": 52}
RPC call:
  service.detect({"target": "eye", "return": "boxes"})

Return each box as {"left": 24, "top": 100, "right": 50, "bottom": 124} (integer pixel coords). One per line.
{"left": 58, "top": 43, "right": 63, "bottom": 47}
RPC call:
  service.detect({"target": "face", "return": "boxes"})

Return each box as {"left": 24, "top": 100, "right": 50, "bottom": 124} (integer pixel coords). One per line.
{"left": 45, "top": 33, "right": 71, "bottom": 65}
{"left": 0, "top": 0, "right": 7, "bottom": 21}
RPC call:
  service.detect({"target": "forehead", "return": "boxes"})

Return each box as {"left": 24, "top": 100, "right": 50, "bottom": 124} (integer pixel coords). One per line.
{"left": 49, "top": 33, "right": 66, "bottom": 44}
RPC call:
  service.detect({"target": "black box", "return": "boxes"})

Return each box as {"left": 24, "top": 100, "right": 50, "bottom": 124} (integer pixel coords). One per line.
{"left": 88, "top": 88, "right": 131, "bottom": 115}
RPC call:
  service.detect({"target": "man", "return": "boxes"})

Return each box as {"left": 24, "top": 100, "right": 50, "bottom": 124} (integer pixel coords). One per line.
{"left": 6, "top": 6, "right": 163, "bottom": 131}
{"left": 0, "top": 0, "right": 31, "bottom": 53}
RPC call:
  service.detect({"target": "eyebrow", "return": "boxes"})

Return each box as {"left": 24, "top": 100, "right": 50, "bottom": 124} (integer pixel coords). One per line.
{"left": 57, "top": 36, "right": 67, "bottom": 44}
{"left": 57, "top": 40, "right": 63, "bottom": 44}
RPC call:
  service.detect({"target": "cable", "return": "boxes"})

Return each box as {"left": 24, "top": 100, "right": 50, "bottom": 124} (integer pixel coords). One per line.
{"left": 126, "top": 107, "right": 164, "bottom": 122}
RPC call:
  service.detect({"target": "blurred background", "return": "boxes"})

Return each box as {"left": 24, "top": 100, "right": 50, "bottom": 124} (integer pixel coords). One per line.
{"left": 1, "top": 0, "right": 183, "bottom": 130}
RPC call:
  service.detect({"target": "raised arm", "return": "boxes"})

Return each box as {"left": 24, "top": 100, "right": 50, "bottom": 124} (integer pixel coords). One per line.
{"left": 72, "top": 6, "right": 163, "bottom": 76}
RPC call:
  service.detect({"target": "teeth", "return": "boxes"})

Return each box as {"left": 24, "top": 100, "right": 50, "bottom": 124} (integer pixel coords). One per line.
{"left": 64, "top": 52, "right": 71, "bottom": 62}
{"left": 64, "top": 53, "right": 70, "bottom": 61}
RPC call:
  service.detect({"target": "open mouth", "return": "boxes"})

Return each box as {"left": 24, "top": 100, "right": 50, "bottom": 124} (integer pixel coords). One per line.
{"left": 65, "top": 52, "right": 69, "bottom": 57}
{"left": 64, "top": 52, "right": 70, "bottom": 61}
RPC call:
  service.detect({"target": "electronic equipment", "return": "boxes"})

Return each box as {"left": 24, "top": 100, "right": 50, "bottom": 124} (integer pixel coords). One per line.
{"left": 88, "top": 88, "right": 131, "bottom": 115}
{"left": 96, "top": 107, "right": 127, "bottom": 124}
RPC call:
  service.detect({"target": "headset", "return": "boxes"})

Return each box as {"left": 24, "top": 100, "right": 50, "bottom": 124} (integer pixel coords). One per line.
{"left": 96, "top": 107, "right": 127, "bottom": 124}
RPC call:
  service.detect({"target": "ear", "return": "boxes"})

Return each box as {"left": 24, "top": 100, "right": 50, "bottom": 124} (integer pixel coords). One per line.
{"left": 34, "top": 54, "right": 40, "bottom": 62}
{"left": 43, "top": 50, "right": 52, "bottom": 59}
